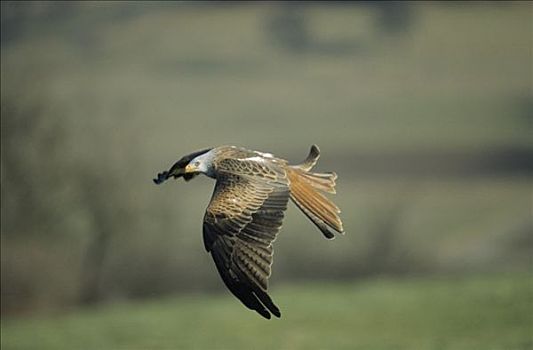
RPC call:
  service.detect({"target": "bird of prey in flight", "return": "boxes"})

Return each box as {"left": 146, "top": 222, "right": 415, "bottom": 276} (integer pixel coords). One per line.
{"left": 154, "top": 145, "right": 344, "bottom": 319}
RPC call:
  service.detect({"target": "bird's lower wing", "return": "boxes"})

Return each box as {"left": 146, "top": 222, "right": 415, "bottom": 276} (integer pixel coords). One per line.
{"left": 203, "top": 173, "right": 289, "bottom": 319}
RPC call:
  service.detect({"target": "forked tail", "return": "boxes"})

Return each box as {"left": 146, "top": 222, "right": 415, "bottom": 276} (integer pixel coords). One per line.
{"left": 288, "top": 145, "right": 344, "bottom": 239}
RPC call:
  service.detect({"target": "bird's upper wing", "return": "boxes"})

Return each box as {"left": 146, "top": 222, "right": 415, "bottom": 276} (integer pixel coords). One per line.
{"left": 203, "top": 158, "right": 289, "bottom": 319}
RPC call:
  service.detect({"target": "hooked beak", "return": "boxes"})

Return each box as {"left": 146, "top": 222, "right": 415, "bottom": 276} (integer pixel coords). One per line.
{"left": 185, "top": 163, "right": 197, "bottom": 173}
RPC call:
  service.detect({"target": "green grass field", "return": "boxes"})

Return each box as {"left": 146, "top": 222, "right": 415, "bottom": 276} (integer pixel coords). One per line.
{"left": 2, "top": 274, "right": 531, "bottom": 350}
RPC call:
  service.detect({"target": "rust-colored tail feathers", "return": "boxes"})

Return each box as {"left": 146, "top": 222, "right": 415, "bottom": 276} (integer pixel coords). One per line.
{"left": 288, "top": 145, "right": 344, "bottom": 239}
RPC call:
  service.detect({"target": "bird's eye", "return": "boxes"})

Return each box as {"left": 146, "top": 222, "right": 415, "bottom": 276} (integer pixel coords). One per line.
{"left": 194, "top": 161, "right": 200, "bottom": 166}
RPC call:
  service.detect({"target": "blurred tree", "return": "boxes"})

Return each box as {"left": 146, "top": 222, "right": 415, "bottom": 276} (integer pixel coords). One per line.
{"left": 372, "top": 1, "right": 414, "bottom": 36}
{"left": 0, "top": 82, "right": 70, "bottom": 239}
{"left": 267, "top": 3, "right": 311, "bottom": 53}
{"left": 0, "top": 78, "right": 79, "bottom": 314}
{"left": 0, "top": 78, "right": 142, "bottom": 312}
{"left": 266, "top": 2, "right": 415, "bottom": 55}
{"left": 77, "top": 173, "right": 116, "bottom": 305}
{"left": 76, "top": 140, "right": 142, "bottom": 304}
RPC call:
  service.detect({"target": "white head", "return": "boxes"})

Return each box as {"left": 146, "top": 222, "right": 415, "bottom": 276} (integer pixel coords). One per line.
{"left": 185, "top": 149, "right": 216, "bottom": 177}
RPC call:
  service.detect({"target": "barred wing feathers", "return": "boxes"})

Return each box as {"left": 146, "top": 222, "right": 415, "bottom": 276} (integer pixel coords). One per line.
{"left": 203, "top": 165, "right": 289, "bottom": 319}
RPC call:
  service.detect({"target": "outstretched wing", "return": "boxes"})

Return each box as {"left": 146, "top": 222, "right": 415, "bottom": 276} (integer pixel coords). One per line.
{"left": 203, "top": 163, "right": 289, "bottom": 319}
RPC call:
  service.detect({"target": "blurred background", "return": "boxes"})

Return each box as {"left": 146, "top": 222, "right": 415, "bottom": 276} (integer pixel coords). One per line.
{"left": 1, "top": 2, "right": 531, "bottom": 349}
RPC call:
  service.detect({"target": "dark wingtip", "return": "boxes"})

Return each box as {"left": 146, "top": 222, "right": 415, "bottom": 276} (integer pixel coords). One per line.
{"left": 258, "top": 310, "right": 271, "bottom": 319}
{"left": 153, "top": 171, "right": 169, "bottom": 185}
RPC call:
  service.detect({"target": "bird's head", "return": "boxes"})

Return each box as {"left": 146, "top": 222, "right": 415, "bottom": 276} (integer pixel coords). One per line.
{"left": 184, "top": 160, "right": 201, "bottom": 174}
{"left": 153, "top": 148, "right": 212, "bottom": 185}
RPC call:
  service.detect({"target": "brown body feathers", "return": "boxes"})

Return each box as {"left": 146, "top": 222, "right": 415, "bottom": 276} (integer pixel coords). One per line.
{"left": 155, "top": 145, "right": 343, "bottom": 319}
